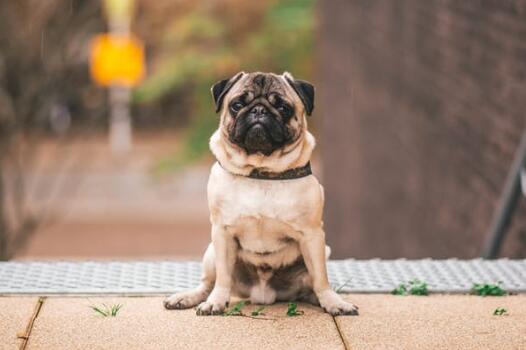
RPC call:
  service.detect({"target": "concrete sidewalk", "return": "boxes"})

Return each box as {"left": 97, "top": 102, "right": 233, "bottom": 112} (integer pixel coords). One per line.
{"left": 2, "top": 295, "right": 525, "bottom": 350}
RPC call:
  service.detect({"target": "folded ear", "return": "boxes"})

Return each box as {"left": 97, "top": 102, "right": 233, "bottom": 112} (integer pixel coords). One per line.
{"left": 283, "top": 72, "right": 315, "bottom": 116}
{"left": 211, "top": 72, "right": 245, "bottom": 113}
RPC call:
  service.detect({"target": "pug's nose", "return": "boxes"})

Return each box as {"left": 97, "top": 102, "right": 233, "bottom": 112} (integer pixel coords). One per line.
{"left": 250, "top": 105, "right": 268, "bottom": 116}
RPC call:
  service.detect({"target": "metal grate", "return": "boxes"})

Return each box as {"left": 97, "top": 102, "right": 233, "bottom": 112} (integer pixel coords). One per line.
{"left": 0, "top": 259, "right": 525, "bottom": 295}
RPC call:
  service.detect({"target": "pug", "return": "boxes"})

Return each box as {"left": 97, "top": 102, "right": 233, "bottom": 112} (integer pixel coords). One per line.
{"left": 164, "top": 72, "right": 358, "bottom": 316}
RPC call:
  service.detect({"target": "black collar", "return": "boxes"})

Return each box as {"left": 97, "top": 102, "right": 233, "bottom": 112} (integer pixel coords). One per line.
{"left": 220, "top": 162, "right": 312, "bottom": 180}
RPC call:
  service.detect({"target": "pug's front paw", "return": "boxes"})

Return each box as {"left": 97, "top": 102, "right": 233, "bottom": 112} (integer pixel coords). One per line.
{"left": 317, "top": 289, "right": 359, "bottom": 316}
{"left": 195, "top": 287, "right": 230, "bottom": 316}
{"left": 164, "top": 289, "right": 208, "bottom": 310}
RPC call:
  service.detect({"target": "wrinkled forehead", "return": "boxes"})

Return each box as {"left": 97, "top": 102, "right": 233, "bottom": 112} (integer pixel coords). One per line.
{"left": 229, "top": 73, "right": 297, "bottom": 102}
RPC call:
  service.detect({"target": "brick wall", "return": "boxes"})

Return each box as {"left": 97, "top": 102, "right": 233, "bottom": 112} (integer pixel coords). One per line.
{"left": 319, "top": 0, "right": 526, "bottom": 258}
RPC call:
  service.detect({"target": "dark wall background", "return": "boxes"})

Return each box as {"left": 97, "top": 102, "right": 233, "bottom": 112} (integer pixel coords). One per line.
{"left": 319, "top": 0, "right": 526, "bottom": 259}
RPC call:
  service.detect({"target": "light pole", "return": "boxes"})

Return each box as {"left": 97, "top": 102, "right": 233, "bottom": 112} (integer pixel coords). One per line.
{"left": 90, "top": 0, "right": 144, "bottom": 155}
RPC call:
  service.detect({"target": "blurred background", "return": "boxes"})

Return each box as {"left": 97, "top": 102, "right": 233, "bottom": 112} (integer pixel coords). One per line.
{"left": 0, "top": 0, "right": 524, "bottom": 261}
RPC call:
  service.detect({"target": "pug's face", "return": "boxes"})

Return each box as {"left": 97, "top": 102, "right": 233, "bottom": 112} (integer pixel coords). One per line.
{"left": 212, "top": 72, "right": 314, "bottom": 156}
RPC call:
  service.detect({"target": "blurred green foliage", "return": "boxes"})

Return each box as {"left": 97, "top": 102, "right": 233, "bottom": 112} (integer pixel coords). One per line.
{"left": 133, "top": 0, "right": 314, "bottom": 174}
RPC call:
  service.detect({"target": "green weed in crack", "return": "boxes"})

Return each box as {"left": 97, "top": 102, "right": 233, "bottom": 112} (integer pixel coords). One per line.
{"left": 89, "top": 303, "right": 123, "bottom": 317}
{"left": 251, "top": 306, "right": 266, "bottom": 316}
{"left": 286, "top": 302, "right": 304, "bottom": 316}
{"left": 493, "top": 307, "right": 508, "bottom": 316}
{"left": 220, "top": 301, "right": 272, "bottom": 320}
{"left": 223, "top": 300, "right": 248, "bottom": 316}
{"left": 391, "top": 279, "right": 429, "bottom": 296}
{"left": 332, "top": 279, "right": 352, "bottom": 293}
{"left": 471, "top": 282, "right": 507, "bottom": 296}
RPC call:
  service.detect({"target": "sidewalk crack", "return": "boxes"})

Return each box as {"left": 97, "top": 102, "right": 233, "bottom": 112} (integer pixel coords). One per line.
{"left": 17, "top": 297, "right": 46, "bottom": 350}
{"left": 332, "top": 316, "right": 349, "bottom": 350}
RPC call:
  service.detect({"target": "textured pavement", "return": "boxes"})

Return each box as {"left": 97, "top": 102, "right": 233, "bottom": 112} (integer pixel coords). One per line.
{"left": 2, "top": 295, "right": 526, "bottom": 350}
{"left": 337, "top": 295, "right": 526, "bottom": 350}
{"left": 0, "top": 298, "right": 38, "bottom": 350}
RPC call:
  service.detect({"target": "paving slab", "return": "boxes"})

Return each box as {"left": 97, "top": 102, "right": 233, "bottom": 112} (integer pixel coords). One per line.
{"left": 337, "top": 294, "right": 526, "bottom": 350}
{"left": 0, "top": 297, "right": 39, "bottom": 350}
{"left": 27, "top": 297, "right": 344, "bottom": 350}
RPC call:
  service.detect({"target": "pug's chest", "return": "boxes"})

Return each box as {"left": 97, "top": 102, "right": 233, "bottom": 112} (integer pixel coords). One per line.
{"left": 208, "top": 162, "right": 323, "bottom": 235}
{"left": 228, "top": 215, "right": 296, "bottom": 255}
{"left": 210, "top": 178, "right": 309, "bottom": 228}
{"left": 217, "top": 184, "right": 300, "bottom": 256}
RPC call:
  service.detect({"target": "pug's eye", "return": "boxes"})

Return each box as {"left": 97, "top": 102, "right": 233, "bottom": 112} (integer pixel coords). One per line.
{"left": 230, "top": 102, "right": 244, "bottom": 113}
{"left": 277, "top": 105, "right": 290, "bottom": 114}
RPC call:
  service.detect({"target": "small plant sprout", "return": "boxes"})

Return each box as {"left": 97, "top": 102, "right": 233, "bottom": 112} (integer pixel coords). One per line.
{"left": 332, "top": 279, "right": 352, "bottom": 293}
{"left": 251, "top": 306, "right": 266, "bottom": 316}
{"left": 89, "top": 303, "right": 123, "bottom": 317}
{"left": 391, "top": 279, "right": 429, "bottom": 296}
{"left": 471, "top": 282, "right": 507, "bottom": 296}
{"left": 391, "top": 284, "right": 408, "bottom": 296}
{"left": 223, "top": 300, "right": 248, "bottom": 316}
{"left": 493, "top": 307, "right": 508, "bottom": 316}
{"left": 408, "top": 279, "right": 429, "bottom": 295}
{"left": 220, "top": 301, "right": 272, "bottom": 320}
{"left": 286, "top": 302, "right": 304, "bottom": 316}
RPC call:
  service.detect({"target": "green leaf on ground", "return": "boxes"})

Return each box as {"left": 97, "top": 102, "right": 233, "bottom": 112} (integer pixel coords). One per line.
{"left": 251, "top": 306, "right": 266, "bottom": 316}
{"left": 391, "top": 279, "right": 429, "bottom": 296}
{"left": 223, "top": 300, "right": 248, "bottom": 316}
{"left": 471, "top": 282, "right": 507, "bottom": 296}
{"left": 391, "top": 284, "right": 408, "bottom": 296}
{"left": 286, "top": 302, "right": 304, "bottom": 316}
{"left": 493, "top": 307, "right": 508, "bottom": 316}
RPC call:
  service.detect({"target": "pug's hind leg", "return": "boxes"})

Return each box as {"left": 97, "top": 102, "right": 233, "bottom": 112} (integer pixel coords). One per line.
{"left": 164, "top": 244, "right": 215, "bottom": 310}
{"left": 298, "top": 290, "right": 320, "bottom": 306}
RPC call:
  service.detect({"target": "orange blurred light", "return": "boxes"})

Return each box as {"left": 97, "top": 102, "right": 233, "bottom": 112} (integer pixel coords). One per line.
{"left": 90, "top": 34, "right": 145, "bottom": 87}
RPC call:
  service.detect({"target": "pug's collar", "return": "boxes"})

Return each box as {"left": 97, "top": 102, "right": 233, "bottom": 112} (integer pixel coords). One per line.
{"left": 218, "top": 161, "right": 312, "bottom": 180}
